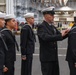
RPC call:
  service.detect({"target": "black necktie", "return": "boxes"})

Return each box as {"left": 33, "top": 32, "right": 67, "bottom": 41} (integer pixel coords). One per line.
{"left": 50, "top": 25, "right": 56, "bottom": 34}
{"left": 12, "top": 33, "right": 19, "bottom": 51}
{"left": 32, "top": 29, "right": 36, "bottom": 42}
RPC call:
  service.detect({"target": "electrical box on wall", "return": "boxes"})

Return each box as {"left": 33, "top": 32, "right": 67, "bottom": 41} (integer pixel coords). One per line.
{"left": 67, "top": 18, "right": 74, "bottom": 21}
{"left": 54, "top": 17, "right": 59, "bottom": 21}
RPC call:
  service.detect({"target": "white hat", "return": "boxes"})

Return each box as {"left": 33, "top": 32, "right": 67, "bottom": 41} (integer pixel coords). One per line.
{"left": 24, "top": 13, "right": 34, "bottom": 18}
{"left": 0, "top": 12, "right": 6, "bottom": 18}
{"left": 5, "top": 14, "right": 15, "bottom": 20}
{"left": 42, "top": 7, "right": 55, "bottom": 15}
{"left": 42, "top": 7, "right": 55, "bottom": 12}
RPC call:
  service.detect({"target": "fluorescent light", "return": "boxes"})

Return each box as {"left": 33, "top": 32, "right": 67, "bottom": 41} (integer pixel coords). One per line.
{"left": 55, "top": 6, "right": 75, "bottom": 11}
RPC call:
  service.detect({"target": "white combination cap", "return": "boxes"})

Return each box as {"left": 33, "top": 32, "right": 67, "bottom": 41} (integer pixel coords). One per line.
{"left": 42, "top": 7, "right": 55, "bottom": 15}
{"left": 24, "top": 13, "right": 34, "bottom": 18}
{"left": 0, "top": 12, "right": 6, "bottom": 18}
{"left": 42, "top": 7, "right": 55, "bottom": 12}
{"left": 5, "top": 14, "right": 15, "bottom": 20}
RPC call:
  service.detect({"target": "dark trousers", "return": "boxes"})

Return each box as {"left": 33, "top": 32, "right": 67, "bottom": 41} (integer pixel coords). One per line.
{"left": 4, "top": 61, "right": 14, "bottom": 75}
{"left": 21, "top": 54, "right": 33, "bottom": 75}
{"left": 68, "top": 62, "right": 76, "bottom": 75}
{"left": 0, "top": 69, "right": 3, "bottom": 75}
{"left": 41, "top": 61, "right": 59, "bottom": 75}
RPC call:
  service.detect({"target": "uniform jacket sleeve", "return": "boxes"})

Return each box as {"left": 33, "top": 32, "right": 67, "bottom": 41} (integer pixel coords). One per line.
{"left": 20, "top": 27, "right": 29, "bottom": 55}
{"left": 1, "top": 31, "right": 9, "bottom": 67}
{"left": 69, "top": 32, "right": 76, "bottom": 61}
{"left": 37, "top": 25, "right": 63, "bottom": 42}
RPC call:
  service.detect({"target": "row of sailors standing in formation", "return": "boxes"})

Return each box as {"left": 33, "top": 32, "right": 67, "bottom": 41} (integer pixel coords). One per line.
{"left": 0, "top": 11, "right": 36, "bottom": 75}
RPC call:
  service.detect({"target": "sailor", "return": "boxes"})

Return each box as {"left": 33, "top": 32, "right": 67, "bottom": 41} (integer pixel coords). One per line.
{"left": 0, "top": 12, "right": 7, "bottom": 75}
{"left": 2, "top": 14, "right": 19, "bottom": 75}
